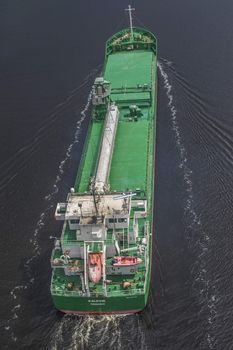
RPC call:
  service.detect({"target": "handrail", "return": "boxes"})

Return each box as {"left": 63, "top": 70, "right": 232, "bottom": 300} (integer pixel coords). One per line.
{"left": 51, "top": 288, "right": 144, "bottom": 297}
{"left": 61, "top": 239, "right": 114, "bottom": 246}
{"left": 105, "top": 27, "right": 157, "bottom": 57}
{"left": 61, "top": 240, "right": 84, "bottom": 246}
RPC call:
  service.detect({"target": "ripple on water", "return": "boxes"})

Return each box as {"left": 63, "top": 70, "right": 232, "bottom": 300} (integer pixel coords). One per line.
{"left": 158, "top": 60, "right": 219, "bottom": 349}
{"left": 3, "top": 75, "right": 96, "bottom": 345}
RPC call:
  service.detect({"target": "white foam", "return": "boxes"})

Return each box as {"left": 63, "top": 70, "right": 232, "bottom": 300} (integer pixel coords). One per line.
{"left": 0, "top": 64, "right": 102, "bottom": 193}
{"left": 158, "top": 60, "right": 217, "bottom": 348}
{"left": 48, "top": 314, "right": 148, "bottom": 349}
{"left": 3, "top": 84, "right": 94, "bottom": 343}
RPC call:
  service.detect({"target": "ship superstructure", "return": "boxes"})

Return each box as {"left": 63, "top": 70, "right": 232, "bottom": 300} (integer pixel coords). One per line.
{"left": 50, "top": 6, "right": 157, "bottom": 314}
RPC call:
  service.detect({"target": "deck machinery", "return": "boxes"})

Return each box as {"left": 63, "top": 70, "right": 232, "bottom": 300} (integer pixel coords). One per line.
{"left": 50, "top": 7, "right": 157, "bottom": 314}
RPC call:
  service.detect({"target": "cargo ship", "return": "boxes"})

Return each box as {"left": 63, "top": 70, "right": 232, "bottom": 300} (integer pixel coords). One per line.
{"left": 50, "top": 6, "right": 157, "bottom": 314}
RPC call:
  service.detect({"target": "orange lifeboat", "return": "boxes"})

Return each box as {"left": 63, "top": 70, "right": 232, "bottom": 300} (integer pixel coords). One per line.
{"left": 88, "top": 253, "right": 103, "bottom": 284}
{"left": 112, "top": 256, "right": 142, "bottom": 267}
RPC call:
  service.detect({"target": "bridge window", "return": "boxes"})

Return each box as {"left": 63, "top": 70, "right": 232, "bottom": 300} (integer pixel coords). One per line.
{"left": 70, "top": 219, "right": 80, "bottom": 224}
{"left": 108, "top": 218, "right": 117, "bottom": 223}
{"left": 118, "top": 218, "right": 127, "bottom": 223}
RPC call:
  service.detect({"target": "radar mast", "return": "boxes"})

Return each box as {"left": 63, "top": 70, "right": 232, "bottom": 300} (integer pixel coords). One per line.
{"left": 125, "top": 5, "right": 135, "bottom": 41}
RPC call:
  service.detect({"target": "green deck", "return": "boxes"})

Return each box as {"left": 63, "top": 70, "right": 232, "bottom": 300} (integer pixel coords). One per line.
{"left": 76, "top": 49, "right": 156, "bottom": 193}
{"left": 109, "top": 121, "right": 149, "bottom": 191}
{"left": 75, "top": 122, "right": 103, "bottom": 192}
{"left": 104, "top": 51, "right": 153, "bottom": 88}
{"left": 51, "top": 26, "right": 157, "bottom": 314}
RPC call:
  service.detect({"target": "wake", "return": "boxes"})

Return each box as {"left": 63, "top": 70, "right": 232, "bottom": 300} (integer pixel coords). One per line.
{"left": 158, "top": 59, "right": 217, "bottom": 349}
{"left": 48, "top": 314, "right": 147, "bottom": 350}
{"left": 0, "top": 65, "right": 101, "bottom": 194}
{"left": 3, "top": 77, "right": 94, "bottom": 343}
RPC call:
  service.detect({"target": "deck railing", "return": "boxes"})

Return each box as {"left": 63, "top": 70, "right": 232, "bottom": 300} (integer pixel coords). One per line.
{"left": 61, "top": 239, "right": 113, "bottom": 247}
{"left": 51, "top": 287, "right": 144, "bottom": 298}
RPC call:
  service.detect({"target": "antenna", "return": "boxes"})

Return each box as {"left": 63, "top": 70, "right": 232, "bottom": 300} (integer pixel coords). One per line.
{"left": 125, "top": 5, "right": 135, "bottom": 41}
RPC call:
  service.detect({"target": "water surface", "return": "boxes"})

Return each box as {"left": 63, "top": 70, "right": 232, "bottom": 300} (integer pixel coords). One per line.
{"left": 1, "top": 0, "right": 233, "bottom": 349}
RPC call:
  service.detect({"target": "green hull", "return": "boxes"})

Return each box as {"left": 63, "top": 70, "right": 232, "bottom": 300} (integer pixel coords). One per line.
{"left": 53, "top": 292, "right": 147, "bottom": 315}
{"left": 51, "top": 26, "right": 157, "bottom": 314}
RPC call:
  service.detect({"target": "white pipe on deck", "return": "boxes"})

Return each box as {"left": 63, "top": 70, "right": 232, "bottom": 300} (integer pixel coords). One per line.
{"left": 94, "top": 104, "right": 119, "bottom": 193}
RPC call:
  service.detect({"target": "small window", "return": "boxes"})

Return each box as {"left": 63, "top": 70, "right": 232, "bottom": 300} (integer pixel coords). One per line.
{"left": 118, "top": 218, "right": 127, "bottom": 223}
{"left": 108, "top": 218, "right": 117, "bottom": 223}
{"left": 70, "top": 219, "right": 80, "bottom": 224}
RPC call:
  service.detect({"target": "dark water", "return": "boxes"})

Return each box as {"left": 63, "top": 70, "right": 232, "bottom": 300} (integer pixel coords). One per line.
{"left": 1, "top": 0, "right": 233, "bottom": 349}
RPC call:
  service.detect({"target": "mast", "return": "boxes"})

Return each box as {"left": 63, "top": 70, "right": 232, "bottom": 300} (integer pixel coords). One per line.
{"left": 125, "top": 4, "right": 135, "bottom": 41}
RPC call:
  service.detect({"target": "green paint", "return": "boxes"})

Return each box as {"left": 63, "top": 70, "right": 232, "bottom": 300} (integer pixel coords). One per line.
{"left": 75, "top": 121, "right": 103, "bottom": 192}
{"left": 109, "top": 121, "right": 149, "bottom": 191}
{"left": 51, "top": 26, "right": 157, "bottom": 314}
{"left": 104, "top": 51, "right": 153, "bottom": 89}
